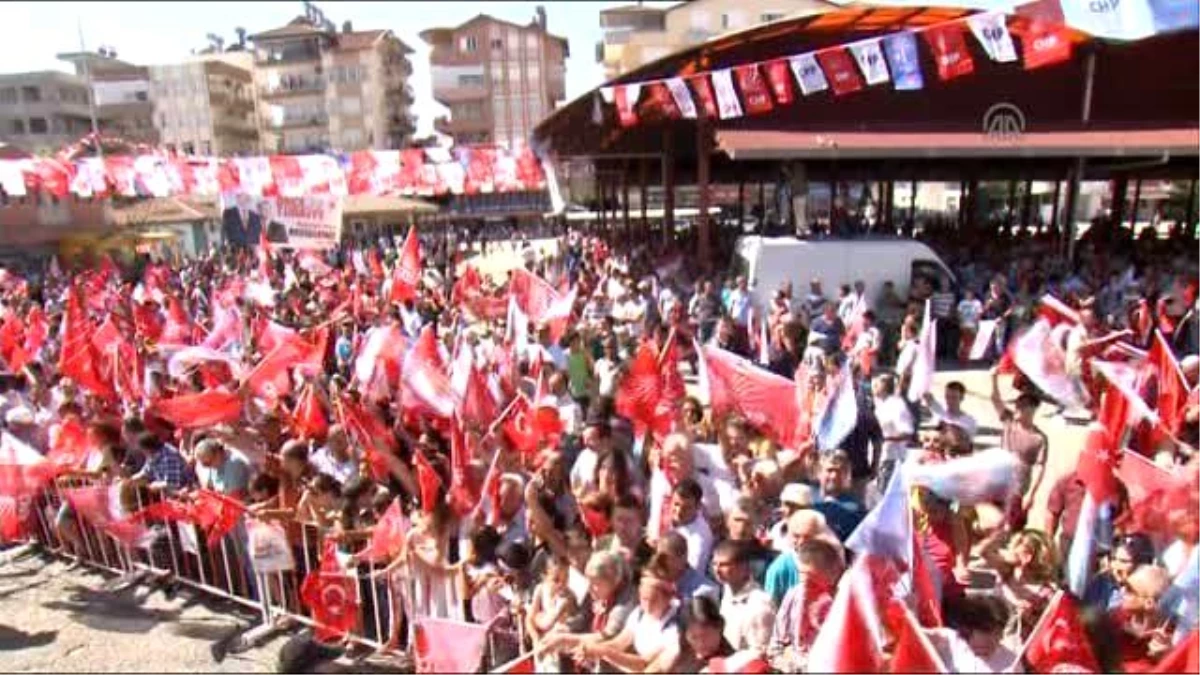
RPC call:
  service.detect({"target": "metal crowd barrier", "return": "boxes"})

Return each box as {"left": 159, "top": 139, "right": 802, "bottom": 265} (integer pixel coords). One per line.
{"left": 14, "top": 479, "right": 520, "bottom": 670}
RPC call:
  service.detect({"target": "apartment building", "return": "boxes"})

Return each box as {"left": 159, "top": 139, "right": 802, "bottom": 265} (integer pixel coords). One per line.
{"left": 58, "top": 51, "right": 159, "bottom": 146}
{"left": 149, "top": 58, "right": 260, "bottom": 156}
{"left": 422, "top": 9, "right": 568, "bottom": 146}
{"left": 598, "top": 0, "right": 838, "bottom": 80}
{"left": 250, "top": 16, "right": 415, "bottom": 155}
{"left": 0, "top": 72, "right": 96, "bottom": 155}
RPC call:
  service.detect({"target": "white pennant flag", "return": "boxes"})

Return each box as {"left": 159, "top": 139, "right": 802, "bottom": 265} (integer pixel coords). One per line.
{"left": 710, "top": 69, "right": 743, "bottom": 119}
{"left": 967, "top": 11, "right": 1019, "bottom": 63}
{"left": 788, "top": 53, "right": 829, "bottom": 95}
{"left": 848, "top": 39, "right": 891, "bottom": 85}
{"left": 665, "top": 77, "right": 697, "bottom": 119}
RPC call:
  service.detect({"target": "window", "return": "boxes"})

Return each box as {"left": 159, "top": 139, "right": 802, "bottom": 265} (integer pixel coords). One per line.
{"left": 458, "top": 74, "right": 485, "bottom": 88}
{"left": 165, "top": 143, "right": 177, "bottom": 154}
{"left": 491, "top": 38, "right": 503, "bottom": 51}
{"left": 201, "top": 140, "right": 211, "bottom": 155}
{"left": 342, "top": 128, "right": 363, "bottom": 148}
{"left": 135, "top": 91, "right": 148, "bottom": 102}
{"left": 183, "top": 142, "right": 195, "bottom": 155}
{"left": 21, "top": 86, "right": 40, "bottom": 103}
{"left": 28, "top": 117, "right": 47, "bottom": 134}
{"left": 721, "top": 13, "right": 730, "bottom": 28}
{"left": 761, "top": 12, "right": 784, "bottom": 22}
{"left": 341, "top": 96, "right": 361, "bottom": 115}
{"left": 0, "top": 88, "right": 16, "bottom": 104}
{"left": 460, "top": 36, "right": 478, "bottom": 53}
{"left": 50, "top": 117, "right": 64, "bottom": 133}
{"left": 8, "top": 119, "right": 23, "bottom": 134}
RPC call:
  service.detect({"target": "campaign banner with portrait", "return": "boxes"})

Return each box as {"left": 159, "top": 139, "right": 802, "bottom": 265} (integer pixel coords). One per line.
{"left": 220, "top": 193, "right": 342, "bottom": 250}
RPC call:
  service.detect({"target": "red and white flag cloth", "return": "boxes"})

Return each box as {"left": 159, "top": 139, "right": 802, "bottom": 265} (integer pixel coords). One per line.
{"left": 816, "top": 48, "right": 864, "bottom": 96}
{"left": 1038, "top": 293, "right": 1082, "bottom": 326}
{"left": 889, "top": 604, "right": 949, "bottom": 673}
{"left": 1017, "top": 19, "right": 1074, "bottom": 70}
{"left": 703, "top": 650, "right": 773, "bottom": 674}
{"left": 764, "top": 59, "right": 796, "bottom": 105}
{"left": 390, "top": 225, "right": 421, "bottom": 304}
{"left": 413, "top": 617, "right": 494, "bottom": 674}
{"left": 353, "top": 324, "right": 407, "bottom": 391}
{"left": 148, "top": 388, "right": 244, "bottom": 429}
{"left": 806, "top": 557, "right": 887, "bottom": 673}
{"left": 907, "top": 447, "right": 1021, "bottom": 506}
{"left": 300, "top": 540, "right": 359, "bottom": 642}
{"left": 906, "top": 299, "right": 937, "bottom": 403}
{"left": 1149, "top": 330, "right": 1190, "bottom": 435}
{"left": 1151, "top": 630, "right": 1199, "bottom": 674}
{"left": 402, "top": 326, "right": 456, "bottom": 419}
{"left": 1012, "top": 318, "right": 1084, "bottom": 408}
{"left": 0, "top": 432, "right": 54, "bottom": 498}
{"left": 701, "top": 345, "right": 801, "bottom": 450}
{"left": 848, "top": 38, "right": 890, "bottom": 86}
{"left": 733, "top": 64, "right": 774, "bottom": 115}
{"left": 967, "top": 11, "right": 1019, "bottom": 62}
{"left": 357, "top": 498, "right": 410, "bottom": 563}
{"left": 62, "top": 484, "right": 150, "bottom": 547}
{"left": 923, "top": 22, "right": 975, "bottom": 81}
{"left": 611, "top": 84, "right": 642, "bottom": 127}
{"left": 664, "top": 77, "right": 697, "bottom": 119}
{"left": 710, "top": 69, "right": 744, "bottom": 119}
{"left": 789, "top": 53, "right": 830, "bottom": 95}
{"left": 1017, "top": 591, "right": 1101, "bottom": 674}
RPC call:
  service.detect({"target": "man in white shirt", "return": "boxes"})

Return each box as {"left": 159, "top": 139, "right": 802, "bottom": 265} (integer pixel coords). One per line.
{"left": 310, "top": 425, "right": 358, "bottom": 485}
{"left": 670, "top": 477, "right": 715, "bottom": 572}
{"left": 871, "top": 373, "right": 914, "bottom": 494}
{"left": 727, "top": 276, "right": 752, "bottom": 327}
{"left": 923, "top": 381, "right": 978, "bottom": 441}
{"left": 713, "top": 540, "right": 775, "bottom": 654}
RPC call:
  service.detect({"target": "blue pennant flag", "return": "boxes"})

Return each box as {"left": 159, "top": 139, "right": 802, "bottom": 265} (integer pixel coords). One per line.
{"left": 882, "top": 32, "right": 924, "bottom": 91}
{"left": 1149, "top": 0, "right": 1200, "bottom": 33}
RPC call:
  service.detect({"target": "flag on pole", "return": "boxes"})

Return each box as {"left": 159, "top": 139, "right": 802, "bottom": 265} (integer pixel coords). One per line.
{"left": 906, "top": 300, "right": 937, "bottom": 402}
{"left": 1065, "top": 424, "right": 1120, "bottom": 596}
{"left": 806, "top": 557, "right": 886, "bottom": 673}
{"left": 414, "top": 617, "right": 494, "bottom": 674}
{"left": 1017, "top": 591, "right": 1100, "bottom": 673}
{"left": 816, "top": 358, "right": 858, "bottom": 453}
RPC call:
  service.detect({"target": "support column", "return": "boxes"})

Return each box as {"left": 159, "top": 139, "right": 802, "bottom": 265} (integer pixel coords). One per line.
{"left": 758, "top": 180, "right": 766, "bottom": 228}
{"left": 597, "top": 174, "right": 607, "bottom": 236}
{"left": 697, "top": 113, "right": 713, "bottom": 266}
{"left": 622, "top": 164, "right": 631, "bottom": 248}
{"left": 1129, "top": 178, "right": 1143, "bottom": 232}
{"left": 663, "top": 130, "right": 675, "bottom": 246}
{"left": 1020, "top": 178, "right": 1033, "bottom": 230}
{"left": 737, "top": 178, "right": 745, "bottom": 232}
{"left": 1066, "top": 49, "right": 1098, "bottom": 263}
{"left": 1005, "top": 179, "right": 1017, "bottom": 232}
{"left": 908, "top": 179, "right": 917, "bottom": 236}
{"left": 790, "top": 162, "right": 808, "bottom": 236}
{"left": 1110, "top": 176, "right": 1130, "bottom": 230}
{"left": 957, "top": 180, "right": 968, "bottom": 229}
{"left": 1050, "top": 179, "right": 1063, "bottom": 233}
{"left": 639, "top": 158, "right": 649, "bottom": 235}
{"left": 884, "top": 180, "right": 895, "bottom": 232}
{"left": 1185, "top": 178, "right": 1197, "bottom": 232}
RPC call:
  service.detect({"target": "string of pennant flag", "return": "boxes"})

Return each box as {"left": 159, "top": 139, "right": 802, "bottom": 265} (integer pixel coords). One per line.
{"left": 598, "top": 10, "right": 1076, "bottom": 128}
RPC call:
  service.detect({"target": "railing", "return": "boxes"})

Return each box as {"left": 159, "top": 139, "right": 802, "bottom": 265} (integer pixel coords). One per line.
{"left": 260, "top": 80, "right": 325, "bottom": 98}
{"left": 269, "top": 114, "right": 329, "bottom": 130}
{"left": 16, "top": 478, "right": 519, "bottom": 670}
{"left": 256, "top": 49, "right": 322, "bottom": 66}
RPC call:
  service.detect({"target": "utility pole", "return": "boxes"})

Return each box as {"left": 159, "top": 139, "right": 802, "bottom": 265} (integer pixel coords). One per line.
{"left": 77, "top": 18, "right": 103, "bottom": 160}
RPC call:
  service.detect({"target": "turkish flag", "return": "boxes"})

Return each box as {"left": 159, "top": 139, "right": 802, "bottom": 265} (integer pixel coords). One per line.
{"left": 357, "top": 499, "right": 410, "bottom": 563}
{"left": 806, "top": 559, "right": 886, "bottom": 673}
{"left": 334, "top": 393, "right": 394, "bottom": 481}
{"left": 616, "top": 342, "right": 665, "bottom": 433}
{"left": 149, "top": 389, "right": 243, "bottom": 430}
{"left": 702, "top": 345, "right": 801, "bottom": 450}
{"left": 390, "top": 225, "right": 421, "bottom": 304}
{"left": 190, "top": 489, "right": 246, "bottom": 546}
{"left": 300, "top": 540, "right": 359, "bottom": 641}
{"left": 413, "top": 617, "right": 493, "bottom": 674}
{"left": 58, "top": 289, "right": 117, "bottom": 401}
{"left": 0, "top": 432, "right": 54, "bottom": 498}
{"left": 458, "top": 362, "right": 499, "bottom": 430}
{"left": 1152, "top": 631, "right": 1199, "bottom": 674}
{"left": 413, "top": 450, "right": 443, "bottom": 514}
{"left": 401, "top": 326, "right": 456, "bottom": 419}
{"left": 764, "top": 59, "right": 795, "bottom": 105}
{"left": 816, "top": 49, "right": 864, "bottom": 96}
{"left": 47, "top": 417, "right": 93, "bottom": 472}
{"left": 1022, "top": 592, "right": 1100, "bottom": 673}
{"left": 889, "top": 606, "right": 946, "bottom": 673}
{"left": 613, "top": 84, "right": 640, "bottom": 127}
{"left": 734, "top": 64, "right": 775, "bottom": 115}
{"left": 291, "top": 383, "right": 329, "bottom": 440}
{"left": 923, "top": 23, "right": 976, "bottom": 81}
{"left": 1075, "top": 423, "right": 1121, "bottom": 505}
{"left": 451, "top": 266, "right": 483, "bottom": 306}
{"left": 1149, "top": 331, "right": 1189, "bottom": 435}
{"left": 491, "top": 652, "right": 536, "bottom": 674}
{"left": 63, "top": 484, "right": 148, "bottom": 546}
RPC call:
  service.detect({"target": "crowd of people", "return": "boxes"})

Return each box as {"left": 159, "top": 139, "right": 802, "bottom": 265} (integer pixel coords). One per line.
{"left": 0, "top": 216, "right": 1196, "bottom": 674}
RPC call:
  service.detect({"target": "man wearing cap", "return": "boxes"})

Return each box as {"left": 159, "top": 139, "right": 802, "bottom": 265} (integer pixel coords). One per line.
{"left": 769, "top": 483, "right": 815, "bottom": 553}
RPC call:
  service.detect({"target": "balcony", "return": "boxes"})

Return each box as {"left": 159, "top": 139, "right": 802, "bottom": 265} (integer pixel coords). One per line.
{"left": 268, "top": 114, "right": 328, "bottom": 130}
{"left": 388, "top": 114, "right": 415, "bottom": 136}
{"left": 260, "top": 79, "right": 325, "bottom": 99}
{"left": 256, "top": 45, "right": 322, "bottom": 66}
{"left": 208, "top": 89, "right": 256, "bottom": 112}
{"left": 385, "top": 85, "right": 414, "bottom": 107}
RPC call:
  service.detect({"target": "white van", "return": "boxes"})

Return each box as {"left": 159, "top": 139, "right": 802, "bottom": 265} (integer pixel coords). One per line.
{"left": 731, "top": 236, "right": 957, "bottom": 308}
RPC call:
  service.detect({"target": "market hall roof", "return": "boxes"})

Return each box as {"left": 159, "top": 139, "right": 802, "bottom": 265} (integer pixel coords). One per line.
{"left": 532, "top": 5, "right": 1198, "bottom": 163}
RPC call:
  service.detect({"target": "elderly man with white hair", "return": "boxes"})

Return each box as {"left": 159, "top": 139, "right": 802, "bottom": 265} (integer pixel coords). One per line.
{"left": 646, "top": 433, "right": 722, "bottom": 543}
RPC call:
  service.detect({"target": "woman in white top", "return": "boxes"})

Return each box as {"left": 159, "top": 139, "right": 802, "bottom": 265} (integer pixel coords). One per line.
{"left": 579, "top": 571, "right": 682, "bottom": 673}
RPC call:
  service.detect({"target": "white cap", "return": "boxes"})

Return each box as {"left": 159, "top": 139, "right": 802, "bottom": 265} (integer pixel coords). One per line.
{"left": 780, "top": 483, "right": 814, "bottom": 508}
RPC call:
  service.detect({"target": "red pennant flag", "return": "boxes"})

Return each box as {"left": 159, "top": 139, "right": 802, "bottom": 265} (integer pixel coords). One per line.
{"left": 402, "top": 326, "right": 456, "bottom": 419}
{"left": 734, "top": 64, "right": 775, "bottom": 115}
{"left": 816, "top": 48, "right": 865, "bottom": 96}
{"left": 451, "top": 266, "right": 483, "bottom": 306}
{"left": 190, "top": 489, "right": 246, "bottom": 546}
{"left": 148, "top": 389, "right": 243, "bottom": 429}
{"left": 390, "top": 225, "right": 421, "bottom": 304}
{"left": 764, "top": 59, "right": 796, "bottom": 105}
{"left": 616, "top": 342, "right": 665, "bottom": 432}
{"left": 613, "top": 84, "right": 640, "bottom": 127}
{"left": 47, "top": 417, "right": 93, "bottom": 472}
{"left": 1019, "top": 20, "right": 1073, "bottom": 71}
{"left": 703, "top": 345, "right": 802, "bottom": 450}
{"left": 458, "top": 363, "right": 499, "bottom": 430}
{"left": 413, "top": 617, "right": 493, "bottom": 674}
{"left": 1149, "top": 331, "right": 1189, "bottom": 436}
{"left": 358, "top": 499, "right": 410, "bottom": 562}
{"left": 63, "top": 484, "right": 148, "bottom": 546}
{"left": 291, "top": 383, "right": 329, "bottom": 440}
{"left": 889, "top": 606, "right": 947, "bottom": 673}
{"left": 645, "top": 81, "right": 680, "bottom": 120}
{"left": 1021, "top": 592, "right": 1100, "bottom": 674}
{"left": 491, "top": 652, "right": 536, "bottom": 674}
{"left": 1075, "top": 423, "right": 1120, "bottom": 505}
{"left": 923, "top": 23, "right": 976, "bottom": 81}
{"left": 413, "top": 450, "right": 442, "bottom": 514}
{"left": 1152, "top": 631, "right": 1199, "bottom": 674}
{"left": 688, "top": 74, "right": 719, "bottom": 118}
{"left": 300, "top": 540, "right": 359, "bottom": 641}
{"left": 0, "top": 433, "right": 54, "bottom": 498}
{"left": 58, "top": 289, "right": 117, "bottom": 401}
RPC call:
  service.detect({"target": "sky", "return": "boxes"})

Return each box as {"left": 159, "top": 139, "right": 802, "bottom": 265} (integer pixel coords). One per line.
{"left": 1, "top": 1, "right": 678, "bottom": 137}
